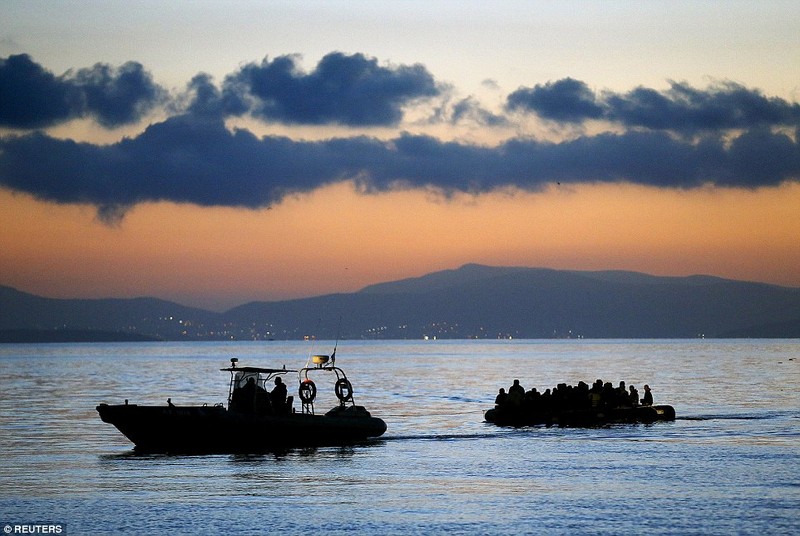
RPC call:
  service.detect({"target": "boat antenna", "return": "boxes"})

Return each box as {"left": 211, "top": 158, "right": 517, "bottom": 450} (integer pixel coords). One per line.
{"left": 331, "top": 315, "right": 341, "bottom": 366}
{"left": 304, "top": 318, "right": 322, "bottom": 369}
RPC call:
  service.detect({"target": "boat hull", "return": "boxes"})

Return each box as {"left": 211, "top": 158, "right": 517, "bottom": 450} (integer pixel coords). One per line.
{"left": 484, "top": 404, "right": 676, "bottom": 427}
{"left": 97, "top": 403, "right": 387, "bottom": 453}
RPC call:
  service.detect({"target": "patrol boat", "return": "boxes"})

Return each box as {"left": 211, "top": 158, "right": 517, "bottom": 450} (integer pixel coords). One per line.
{"left": 96, "top": 351, "right": 387, "bottom": 453}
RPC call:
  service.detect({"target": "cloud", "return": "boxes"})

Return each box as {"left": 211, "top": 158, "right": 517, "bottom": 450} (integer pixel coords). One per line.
{"left": 6, "top": 53, "right": 800, "bottom": 138}
{"left": 2, "top": 115, "right": 798, "bottom": 223}
{"left": 0, "top": 115, "right": 385, "bottom": 221}
{"left": 449, "top": 97, "right": 509, "bottom": 126}
{"left": 2, "top": 54, "right": 799, "bottom": 222}
{"left": 508, "top": 78, "right": 800, "bottom": 133}
{"left": 182, "top": 73, "right": 248, "bottom": 118}
{"left": 69, "top": 61, "right": 167, "bottom": 128}
{"left": 0, "top": 52, "right": 440, "bottom": 129}
{"left": 0, "top": 54, "right": 166, "bottom": 129}
{"left": 507, "top": 78, "right": 604, "bottom": 122}
{"left": 0, "top": 54, "right": 76, "bottom": 128}
{"left": 217, "top": 52, "right": 440, "bottom": 126}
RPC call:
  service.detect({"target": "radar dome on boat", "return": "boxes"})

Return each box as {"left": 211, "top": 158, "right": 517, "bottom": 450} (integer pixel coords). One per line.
{"left": 312, "top": 355, "right": 330, "bottom": 365}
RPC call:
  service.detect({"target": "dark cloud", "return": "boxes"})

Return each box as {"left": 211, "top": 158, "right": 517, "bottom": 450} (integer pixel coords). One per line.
{"left": 2, "top": 55, "right": 799, "bottom": 220}
{"left": 508, "top": 78, "right": 800, "bottom": 133}
{"left": 0, "top": 54, "right": 76, "bottom": 128}
{"left": 220, "top": 52, "right": 440, "bottom": 126}
{"left": 183, "top": 73, "right": 248, "bottom": 118}
{"left": 2, "top": 52, "right": 441, "bottom": 129}
{"left": 606, "top": 81, "right": 800, "bottom": 132}
{"left": 6, "top": 53, "right": 800, "bottom": 138}
{"left": 184, "top": 74, "right": 222, "bottom": 117}
{"left": 2, "top": 115, "right": 798, "bottom": 223}
{"left": 0, "top": 115, "right": 385, "bottom": 222}
{"left": 507, "top": 78, "right": 604, "bottom": 122}
{"left": 0, "top": 54, "right": 165, "bottom": 129}
{"left": 70, "top": 61, "right": 166, "bottom": 127}
{"left": 724, "top": 128, "right": 800, "bottom": 187}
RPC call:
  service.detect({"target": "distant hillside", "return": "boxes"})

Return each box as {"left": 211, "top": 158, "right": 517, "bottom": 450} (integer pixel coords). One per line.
{"left": 225, "top": 264, "right": 800, "bottom": 339}
{"left": 2, "top": 264, "right": 800, "bottom": 341}
{"left": 0, "top": 285, "right": 221, "bottom": 340}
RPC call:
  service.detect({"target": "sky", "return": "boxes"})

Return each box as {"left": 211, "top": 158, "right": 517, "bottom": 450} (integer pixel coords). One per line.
{"left": 1, "top": 0, "right": 799, "bottom": 311}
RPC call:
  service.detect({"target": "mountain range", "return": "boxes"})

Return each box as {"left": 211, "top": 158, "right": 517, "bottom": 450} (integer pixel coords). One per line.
{"left": 2, "top": 264, "right": 799, "bottom": 341}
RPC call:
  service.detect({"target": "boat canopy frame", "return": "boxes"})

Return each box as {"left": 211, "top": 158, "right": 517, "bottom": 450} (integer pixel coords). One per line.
{"left": 221, "top": 358, "right": 297, "bottom": 409}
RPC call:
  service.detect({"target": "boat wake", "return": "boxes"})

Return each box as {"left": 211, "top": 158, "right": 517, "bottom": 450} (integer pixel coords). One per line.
{"left": 679, "top": 410, "right": 798, "bottom": 421}
{"left": 379, "top": 431, "right": 510, "bottom": 442}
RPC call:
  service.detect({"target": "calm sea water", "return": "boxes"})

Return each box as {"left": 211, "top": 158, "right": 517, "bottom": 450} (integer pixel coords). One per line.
{"left": 0, "top": 340, "right": 798, "bottom": 535}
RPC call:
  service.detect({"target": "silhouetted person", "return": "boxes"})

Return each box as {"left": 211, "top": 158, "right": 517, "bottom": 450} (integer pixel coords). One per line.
{"left": 495, "top": 388, "right": 507, "bottom": 407}
{"left": 589, "top": 380, "right": 603, "bottom": 407}
{"left": 509, "top": 379, "right": 525, "bottom": 395}
{"left": 270, "top": 376, "right": 288, "bottom": 412}
{"left": 167, "top": 398, "right": 174, "bottom": 408}
{"left": 540, "top": 388, "right": 552, "bottom": 413}
{"left": 523, "top": 388, "right": 540, "bottom": 411}
{"left": 641, "top": 384, "right": 653, "bottom": 406}
{"left": 601, "top": 382, "right": 615, "bottom": 408}
{"left": 231, "top": 377, "right": 259, "bottom": 413}
{"left": 575, "top": 382, "right": 590, "bottom": 409}
{"left": 508, "top": 379, "right": 525, "bottom": 406}
{"left": 243, "top": 377, "right": 256, "bottom": 396}
{"left": 629, "top": 385, "right": 639, "bottom": 407}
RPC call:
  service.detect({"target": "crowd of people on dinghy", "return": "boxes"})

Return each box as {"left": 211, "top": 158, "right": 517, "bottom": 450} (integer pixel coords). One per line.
{"left": 494, "top": 378, "right": 654, "bottom": 414}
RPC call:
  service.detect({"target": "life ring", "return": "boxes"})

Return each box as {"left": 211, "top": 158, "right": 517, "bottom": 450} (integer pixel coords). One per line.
{"left": 334, "top": 378, "right": 353, "bottom": 401}
{"left": 299, "top": 379, "right": 316, "bottom": 403}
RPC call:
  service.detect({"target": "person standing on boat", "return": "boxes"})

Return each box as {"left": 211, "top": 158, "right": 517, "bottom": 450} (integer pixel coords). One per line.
{"left": 270, "top": 376, "right": 288, "bottom": 412}
{"left": 509, "top": 379, "right": 525, "bottom": 395}
{"left": 641, "top": 385, "right": 653, "bottom": 406}
{"left": 629, "top": 385, "right": 639, "bottom": 407}
{"left": 589, "top": 380, "right": 603, "bottom": 408}
{"left": 234, "top": 377, "right": 259, "bottom": 413}
{"left": 508, "top": 379, "right": 525, "bottom": 406}
{"left": 616, "top": 381, "right": 627, "bottom": 407}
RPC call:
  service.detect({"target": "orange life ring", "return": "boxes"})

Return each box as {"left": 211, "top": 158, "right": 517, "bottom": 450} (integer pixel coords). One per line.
{"left": 299, "top": 379, "right": 317, "bottom": 403}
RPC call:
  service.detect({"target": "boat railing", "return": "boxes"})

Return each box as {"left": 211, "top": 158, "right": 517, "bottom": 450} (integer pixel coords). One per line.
{"left": 297, "top": 355, "right": 355, "bottom": 415}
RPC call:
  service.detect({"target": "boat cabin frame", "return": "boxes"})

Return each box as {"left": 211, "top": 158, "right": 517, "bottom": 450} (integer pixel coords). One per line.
{"left": 221, "top": 358, "right": 297, "bottom": 413}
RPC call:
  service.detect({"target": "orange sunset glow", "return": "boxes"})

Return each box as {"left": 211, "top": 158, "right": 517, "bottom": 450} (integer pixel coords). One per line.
{"left": 3, "top": 180, "right": 799, "bottom": 311}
